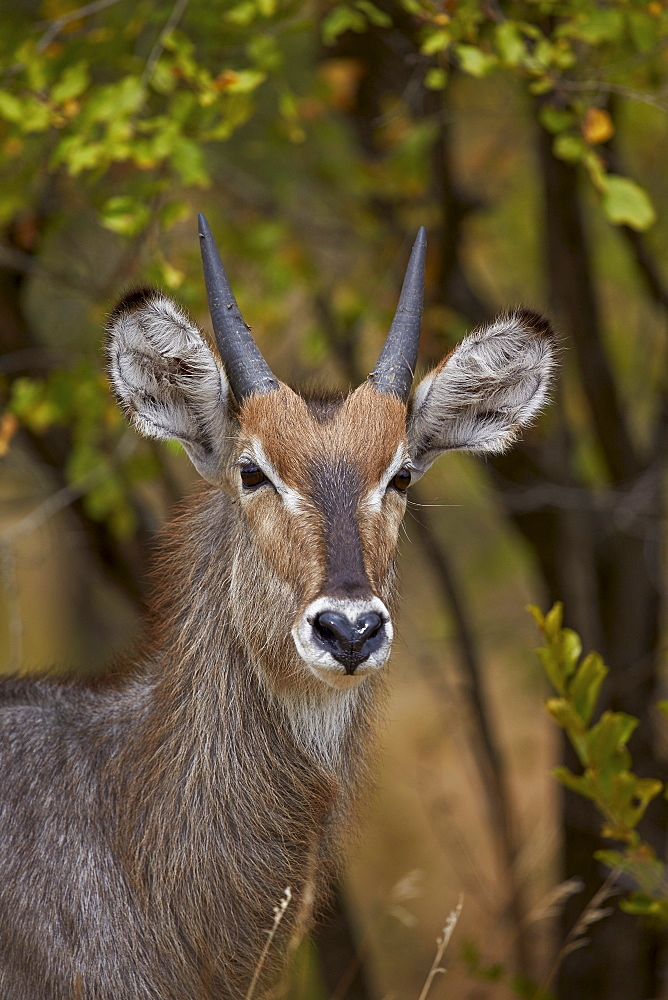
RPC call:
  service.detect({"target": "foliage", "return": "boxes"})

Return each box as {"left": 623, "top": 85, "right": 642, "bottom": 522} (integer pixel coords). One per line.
{"left": 0, "top": 0, "right": 297, "bottom": 227}
{"left": 7, "top": 364, "right": 157, "bottom": 537}
{"left": 0, "top": 0, "right": 664, "bottom": 538}
{"left": 325, "top": 0, "right": 665, "bottom": 229}
{"left": 530, "top": 603, "right": 668, "bottom": 923}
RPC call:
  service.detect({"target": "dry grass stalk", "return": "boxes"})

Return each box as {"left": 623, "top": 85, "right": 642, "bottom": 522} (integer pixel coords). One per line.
{"left": 525, "top": 877, "right": 585, "bottom": 925}
{"left": 244, "top": 887, "right": 292, "bottom": 1000}
{"left": 416, "top": 896, "right": 464, "bottom": 1000}
{"left": 534, "top": 871, "right": 619, "bottom": 999}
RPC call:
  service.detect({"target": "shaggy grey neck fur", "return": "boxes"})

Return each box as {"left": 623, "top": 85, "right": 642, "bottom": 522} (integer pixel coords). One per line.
{"left": 0, "top": 488, "right": 382, "bottom": 1000}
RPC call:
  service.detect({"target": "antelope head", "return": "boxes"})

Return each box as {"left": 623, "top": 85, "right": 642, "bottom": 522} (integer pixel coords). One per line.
{"left": 107, "top": 217, "right": 555, "bottom": 692}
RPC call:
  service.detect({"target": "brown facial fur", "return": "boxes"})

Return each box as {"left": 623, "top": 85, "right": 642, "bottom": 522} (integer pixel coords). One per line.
{"left": 235, "top": 382, "right": 407, "bottom": 610}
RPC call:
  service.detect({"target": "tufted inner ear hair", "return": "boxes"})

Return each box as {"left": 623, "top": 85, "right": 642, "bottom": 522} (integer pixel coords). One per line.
{"left": 106, "top": 288, "right": 234, "bottom": 484}
{"left": 407, "top": 308, "right": 557, "bottom": 478}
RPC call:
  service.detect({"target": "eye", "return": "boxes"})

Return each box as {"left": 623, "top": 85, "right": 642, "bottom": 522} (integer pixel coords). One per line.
{"left": 240, "top": 464, "right": 267, "bottom": 490}
{"left": 390, "top": 466, "right": 412, "bottom": 492}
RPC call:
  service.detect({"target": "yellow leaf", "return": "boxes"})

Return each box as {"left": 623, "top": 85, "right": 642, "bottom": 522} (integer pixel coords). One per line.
{"left": 582, "top": 108, "right": 614, "bottom": 145}
{"left": 319, "top": 59, "right": 365, "bottom": 111}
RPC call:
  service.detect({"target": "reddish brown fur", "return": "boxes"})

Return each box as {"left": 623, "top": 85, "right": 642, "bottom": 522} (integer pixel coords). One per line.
{"left": 237, "top": 382, "right": 406, "bottom": 608}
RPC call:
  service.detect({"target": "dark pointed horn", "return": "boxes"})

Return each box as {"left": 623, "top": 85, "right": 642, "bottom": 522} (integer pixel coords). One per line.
{"left": 198, "top": 213, "right": 279, "bottom": 401}
{"left": 368, "top": 227, "right": 426, "bottom": 402}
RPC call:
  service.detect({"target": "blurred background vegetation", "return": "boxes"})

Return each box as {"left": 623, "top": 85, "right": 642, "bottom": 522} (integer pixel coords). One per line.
{"left": 0, "top": 1, "right": 666, "bottom": 997}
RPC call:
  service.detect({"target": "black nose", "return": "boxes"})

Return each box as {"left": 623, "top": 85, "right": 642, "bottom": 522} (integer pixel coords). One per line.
{"left": 312, "top": 611, "right": 385, "bottom": 674}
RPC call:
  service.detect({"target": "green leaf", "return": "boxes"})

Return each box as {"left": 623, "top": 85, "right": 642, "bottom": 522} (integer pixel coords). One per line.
{"left": 246, "top": 35, "right": 282, "bottom": 72}
{"left": 321, "top": 6, "right": 367, "bottom": 45}
{"left": 16, "top": 39, "right": 48, "bottom": 91}
{"left": 601, "top": 175, "right": 656, "bottom": 231}
{"left": 529, "top": 77, "right": 554, "bottom": 96}
{"left": 222, "top": 69, "right": 266, "bottom": 94}
{"left": 151, "top": 60, "right": 177, "bottom": 95}
{"left": 355, "top": 0, "right": 392, "bottom": 28}
{"left": 657, "top": 701, "right": 668, "bottom": 720}
{"left": 456, "top": 44, "right": 496, "bottom": 78}
{"left": 612, "top": 774, "right": 663, "bottom": 829}
{"left": 543, "top": 602, "right": 563, "bottom": 638}
{"left": 424, "top": 67, "right": 447, "bottom": 90}
{"left": 0, "top": 91, "right": 24, "bottom": 123}
{"left": 10, "top": 377, "right": 58, "bottom": 433}
{"left": 100, "top": 196, "right": 151, "bottom": 236}
{"left": 595, "top": 848, "right": 626, "bottom": 870}
{"left": 511, "top": 973, "right": 546, "bottom": 999}
{"left": 86, "top": 76, "right": 145, "bottom": 123}
{"left": 20, "top": 98, "right": 52, "bottom": 133}
{"left": 569, "top": 651, "right": 607, "bottom": 726}
{"left": 565, "top": 8, "right": 624, "bottom": 44}
{"left": 553, "top": 133, "right": 586, "bottom": 163}
{"left": 546, "top": 697, "right": 584, "bottom": 733}
{"left": 539, "top": 106, "right": 575, "bottom": 135}
{"left": 620, "top": 893, "right": 668, "bottom": 918}
{"left": 537, "top": 648, "right": 565, "bottom": 695}
{"left": 552, "top": 765, "right": 597, "bottom": 800}
{"left": 52, "top": 61, "right": 90, "bottom": 104}
{"left": 160, "top": 200, "right": 190, "bottom": 229}
{"left": 171, "top": 137, "right": 209, "bottom": 187}
{"left": 627, "top": 10, "right": 660, "bottom": 51}
{"left": 495, "top": 21, "right": 525, "bottom": 66}
{"left": 533, "top": 37, "right": 556, "bottom": 69}
{"left": 558, "top": 628, "right": 582, "bottom": 680}
{"left": 527, "top": 604, "right": 544, "bottom": 628}
{"left": 53, "top": 135, "right": 106, "bottom": 175}
{"left": 420, "top": 29, "right": 451, "bottom": 56}
{"left": 586, "top": 711, "right": 638, "bottom": 769}
{"left": 224, "top": 2, "right": 258, "bottom": 25}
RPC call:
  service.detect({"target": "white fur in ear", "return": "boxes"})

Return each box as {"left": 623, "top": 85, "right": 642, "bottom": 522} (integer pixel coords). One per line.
{"left": 106, "top": 289, "right": 233, "bottom": 483}
{"left": 408, "top": 308, "right": 556, "bottom": 477}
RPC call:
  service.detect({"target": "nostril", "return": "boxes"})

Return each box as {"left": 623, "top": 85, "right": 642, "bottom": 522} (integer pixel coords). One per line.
{"left": 313, "top": 612, "right": 354, "bottom": 647}
{"left": 355, "top": 612, "right": 383, "bottom": 642}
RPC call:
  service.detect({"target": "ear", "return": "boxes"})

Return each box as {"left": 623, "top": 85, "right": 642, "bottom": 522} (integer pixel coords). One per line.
{"left": 407, "top": 308, "right": 556, "bottom": 479}
{"left": 106, "top": 289, "right": 233, "bottom": 484}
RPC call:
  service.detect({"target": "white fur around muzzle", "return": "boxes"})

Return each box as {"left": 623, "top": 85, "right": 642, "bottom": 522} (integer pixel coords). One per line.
{"left": 292, "top": 596, "right": 393, "bottom": 689}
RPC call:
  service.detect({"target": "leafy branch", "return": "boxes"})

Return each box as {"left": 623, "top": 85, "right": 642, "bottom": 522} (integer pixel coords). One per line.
{"left": 529, "top": 602, "right": 668, "bottom": 922}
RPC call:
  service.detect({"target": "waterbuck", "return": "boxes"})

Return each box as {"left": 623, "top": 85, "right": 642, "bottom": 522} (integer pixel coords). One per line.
{"left": 0, "top": 217, "right": 555, "bottom": 999}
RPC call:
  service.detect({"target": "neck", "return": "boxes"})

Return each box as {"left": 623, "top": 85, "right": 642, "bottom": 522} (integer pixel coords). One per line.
{"left": 108, "top": 487, "right": 383, "bottom": 991}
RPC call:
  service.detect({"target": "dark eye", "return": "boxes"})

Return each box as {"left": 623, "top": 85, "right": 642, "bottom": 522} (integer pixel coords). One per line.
{"left": 391, "top": 467, "right": 412, "bottom": 492}
{"left": 240, "top": 465, "right": 267, "bottom": 490}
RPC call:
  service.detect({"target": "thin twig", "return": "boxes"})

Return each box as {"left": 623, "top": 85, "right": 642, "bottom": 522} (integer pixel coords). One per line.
{"left": 35, "top": 0, "right": 126, "bottom": 51}
{"left": 141, "top": 0, "right": 190, "bottom": 86}
{"left": 0, "top": 246, "right": 96, "bottom": 298}
{"left": 3, "top": 480, "right": 91, "bottom": 545}
{"left": 556, "top": 79, "right": 668, "bottom": 113}
{"left": 416, "top": 896, "right": 463, "bottom": 1000}
{"left": 245, "top": 887, "right": 292, "bottom": 1000}
{"left": 0, "top": 447, "right": 131, "bottom": 545}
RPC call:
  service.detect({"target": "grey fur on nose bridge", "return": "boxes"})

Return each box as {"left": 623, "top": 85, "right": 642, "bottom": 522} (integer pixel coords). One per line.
{"left": 309, "top": 459, "right": 370, "bottom": 598}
